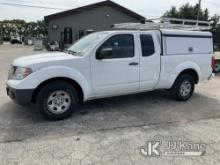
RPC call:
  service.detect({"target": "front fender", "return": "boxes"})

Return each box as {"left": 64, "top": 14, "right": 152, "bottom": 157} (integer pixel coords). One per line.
{"left": 8, "top": 66, "right": 92, "bottom": 101}
{"left": 168, "top": 61, "right": 201, "bottom": 88}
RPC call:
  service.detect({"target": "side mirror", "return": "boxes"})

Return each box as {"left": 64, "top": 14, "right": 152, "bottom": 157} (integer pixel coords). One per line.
{"left": 97, "top": 48, "right": 113, "bottom": 59}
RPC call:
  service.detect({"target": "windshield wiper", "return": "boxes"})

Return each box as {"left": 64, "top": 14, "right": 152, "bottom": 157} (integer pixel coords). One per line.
{"left": 66, "top": 50, "right": 78, "bottom": 55}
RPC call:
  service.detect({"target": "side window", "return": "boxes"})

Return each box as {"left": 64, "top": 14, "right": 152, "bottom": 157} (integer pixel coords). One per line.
{"left": 97, "top": 34, "right": 134, "bottom": 59}
{"left": 140, "top": 35, "right": 155, "bottom": 57}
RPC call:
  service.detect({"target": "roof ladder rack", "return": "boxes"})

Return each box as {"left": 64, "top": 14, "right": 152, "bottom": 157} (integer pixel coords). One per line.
{"left": 113, "top": 17, "right": 211, "bottom": 31}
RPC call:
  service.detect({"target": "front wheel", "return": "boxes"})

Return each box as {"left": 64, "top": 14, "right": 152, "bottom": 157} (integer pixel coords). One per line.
{"left": 170, "top": 74, "right": 195, "bottom": 101}
{"left": 36, "top": 81, "right": 79, "bottom": 120}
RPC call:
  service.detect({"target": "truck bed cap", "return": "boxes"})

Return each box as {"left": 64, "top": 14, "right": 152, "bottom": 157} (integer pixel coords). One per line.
{"left": 161, "top": 29, "right": 212, "bottom": 37}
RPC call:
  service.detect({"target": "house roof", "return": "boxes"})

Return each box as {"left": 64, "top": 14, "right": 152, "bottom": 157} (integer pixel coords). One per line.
{"left": 44, "top": 0, "right": 145, "bottom": 23}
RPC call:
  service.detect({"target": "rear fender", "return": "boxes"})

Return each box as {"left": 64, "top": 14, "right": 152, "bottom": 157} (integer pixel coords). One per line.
{"left": 168, "top": 62, "right": 201, "bottom": 89}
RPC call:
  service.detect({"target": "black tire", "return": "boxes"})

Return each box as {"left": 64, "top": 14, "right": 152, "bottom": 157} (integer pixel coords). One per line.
{"left": 170, "top": 74, "right": 195, "bottom": 101}
{"left": 36, "top": 81, "right": 79, "bottom": 120}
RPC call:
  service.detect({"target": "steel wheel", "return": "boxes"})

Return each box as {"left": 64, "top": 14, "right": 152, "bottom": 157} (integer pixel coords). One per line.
{"left": 47, "top": 90, "right": 71, "bottom": 114}
{"left": 179, "top": 80, "right": 192, "bottom": 97}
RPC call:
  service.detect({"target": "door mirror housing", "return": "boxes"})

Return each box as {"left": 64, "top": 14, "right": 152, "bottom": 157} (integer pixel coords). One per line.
{"left": 97, "top": 48, "right": 113, "bottom": 59}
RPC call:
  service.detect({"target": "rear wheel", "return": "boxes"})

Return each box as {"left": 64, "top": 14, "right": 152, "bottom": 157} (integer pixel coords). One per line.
{"left": 36, "top": 81, "right": 79, "bottom": 120}
{"left": 170, "top": 74, "right": 195, "bottom": 101}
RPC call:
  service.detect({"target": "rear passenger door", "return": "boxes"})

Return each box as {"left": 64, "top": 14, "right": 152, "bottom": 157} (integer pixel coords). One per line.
{"left": 139, "top": 32, "right": 161, "bottom": 90}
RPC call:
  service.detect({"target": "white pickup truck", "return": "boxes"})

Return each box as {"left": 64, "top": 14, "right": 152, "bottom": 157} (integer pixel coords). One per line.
{"left": 7, "top": 30, "right": 215, "bottom": 120}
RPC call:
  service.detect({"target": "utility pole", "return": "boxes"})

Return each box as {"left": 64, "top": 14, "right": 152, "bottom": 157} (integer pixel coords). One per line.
{"left": 197, "top": 0, "right": 201, "bottom": 25}
{"left": 0, "top": 23, "right": 3, "bottom": 44}
{"left": 0, "top": 22, "right": 2, "bottom": 36}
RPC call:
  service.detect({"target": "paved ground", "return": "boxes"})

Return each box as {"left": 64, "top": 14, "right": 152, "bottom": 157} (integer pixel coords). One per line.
{"left": 0, "top": 43, "right": 220, "bottom": 165}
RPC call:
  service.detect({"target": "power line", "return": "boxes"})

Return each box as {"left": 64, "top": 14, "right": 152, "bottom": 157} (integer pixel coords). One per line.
{"left": 0, "top": 1, "right": 163, "bottom": 18}
{"left": 0, "top": 2, "right": 66, "bottom": 10}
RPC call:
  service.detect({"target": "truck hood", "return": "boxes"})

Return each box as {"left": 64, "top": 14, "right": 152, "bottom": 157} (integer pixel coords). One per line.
{"left": 13, "top": 52, "right": 79, "bottom": 67}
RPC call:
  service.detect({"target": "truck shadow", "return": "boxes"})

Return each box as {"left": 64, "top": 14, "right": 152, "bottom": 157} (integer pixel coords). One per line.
{"left": 0, "top": 90, "right": 220, "bottom": 142}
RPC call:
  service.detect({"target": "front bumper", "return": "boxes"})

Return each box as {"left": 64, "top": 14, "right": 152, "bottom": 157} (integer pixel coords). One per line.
{"left": 6, "top": 86, "right": 34, "bottom": 107}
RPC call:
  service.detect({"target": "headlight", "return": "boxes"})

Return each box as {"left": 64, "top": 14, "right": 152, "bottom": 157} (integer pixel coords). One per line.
{"left": 8, "top": 66, "right": 33, "bottom": 80}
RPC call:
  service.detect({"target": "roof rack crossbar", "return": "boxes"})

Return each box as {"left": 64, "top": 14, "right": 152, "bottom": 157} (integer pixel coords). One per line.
{"left": 113, "top": 17, "right": 211, "bottom": 31}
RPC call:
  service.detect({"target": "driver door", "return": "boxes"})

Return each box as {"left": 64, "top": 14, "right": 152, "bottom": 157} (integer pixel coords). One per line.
{"left": 91, "top": 33, "right": 140, "bottom": 96}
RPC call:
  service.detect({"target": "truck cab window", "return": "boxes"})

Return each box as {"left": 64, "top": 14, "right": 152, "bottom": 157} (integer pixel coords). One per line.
{"left": 98, "top": 34, "right": 134, "bottom": 59}
{"left": 140, "top": 35, "right": 155, "bottom": 57}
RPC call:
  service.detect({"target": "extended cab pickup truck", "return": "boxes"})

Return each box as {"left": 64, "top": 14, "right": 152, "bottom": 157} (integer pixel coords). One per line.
{"left": 7, "top": 30, "right": 215, "bottom": 120}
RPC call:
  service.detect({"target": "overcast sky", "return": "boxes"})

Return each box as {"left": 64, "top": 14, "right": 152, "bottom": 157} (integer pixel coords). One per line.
{"left": 0, "top": 0, "right": 220, "bottom": 22}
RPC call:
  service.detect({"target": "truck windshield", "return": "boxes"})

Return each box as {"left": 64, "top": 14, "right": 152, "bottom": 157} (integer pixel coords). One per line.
{"left": 67, "top": 32, "right": 110, "bottom": 56}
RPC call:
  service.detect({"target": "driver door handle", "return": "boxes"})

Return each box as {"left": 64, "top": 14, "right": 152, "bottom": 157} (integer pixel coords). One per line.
{"left": 129, "top": 62, "right": 139, "bottom": 66}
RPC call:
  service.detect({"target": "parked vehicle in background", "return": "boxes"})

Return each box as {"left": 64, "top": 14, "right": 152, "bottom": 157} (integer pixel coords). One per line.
{"left": 6, "top": 30, "right": 214, "bottom": 120}
{"left": 214, "top": 52, "right": 220, "bottom": 73}
{"left": 46, "top": 41, "right": 60, "bottom": 51}
{"left": 34, "top": 39, "right": 44, "bottom": 51}
{"left": 23, "top": 37, "right": 34, "bottom": 45}
{"left": 10, "top": 35, "right": 22, "bottom": 44}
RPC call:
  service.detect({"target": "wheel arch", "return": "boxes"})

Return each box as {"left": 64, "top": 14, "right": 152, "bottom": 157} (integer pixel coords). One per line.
{"left": 31, "top": 77, "right": 84, "bottom": 103}
{"left": 176, "top": 69, "right": 199, "bottom": 84}
{"left": 166, "top": 61, "right": 201, "bottom": 89}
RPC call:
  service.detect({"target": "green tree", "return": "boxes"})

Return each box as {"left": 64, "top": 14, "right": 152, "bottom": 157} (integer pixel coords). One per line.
{"left": 164, "top": 3, "right": 220, "bottom": 43}
{"left": 164, "top": 7, "right": 180, "bottom": 18}
{"left": 210, "top": 15, "right": 220, "bottom": 43}
{"left": 25, "top": 20, "right": 47, "bottom": 37}
{"left": 164, "top": 3, "right": 209, "bottom": 21}
{"left": 0, "top": 19, "right": 47, "bottom": 40}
